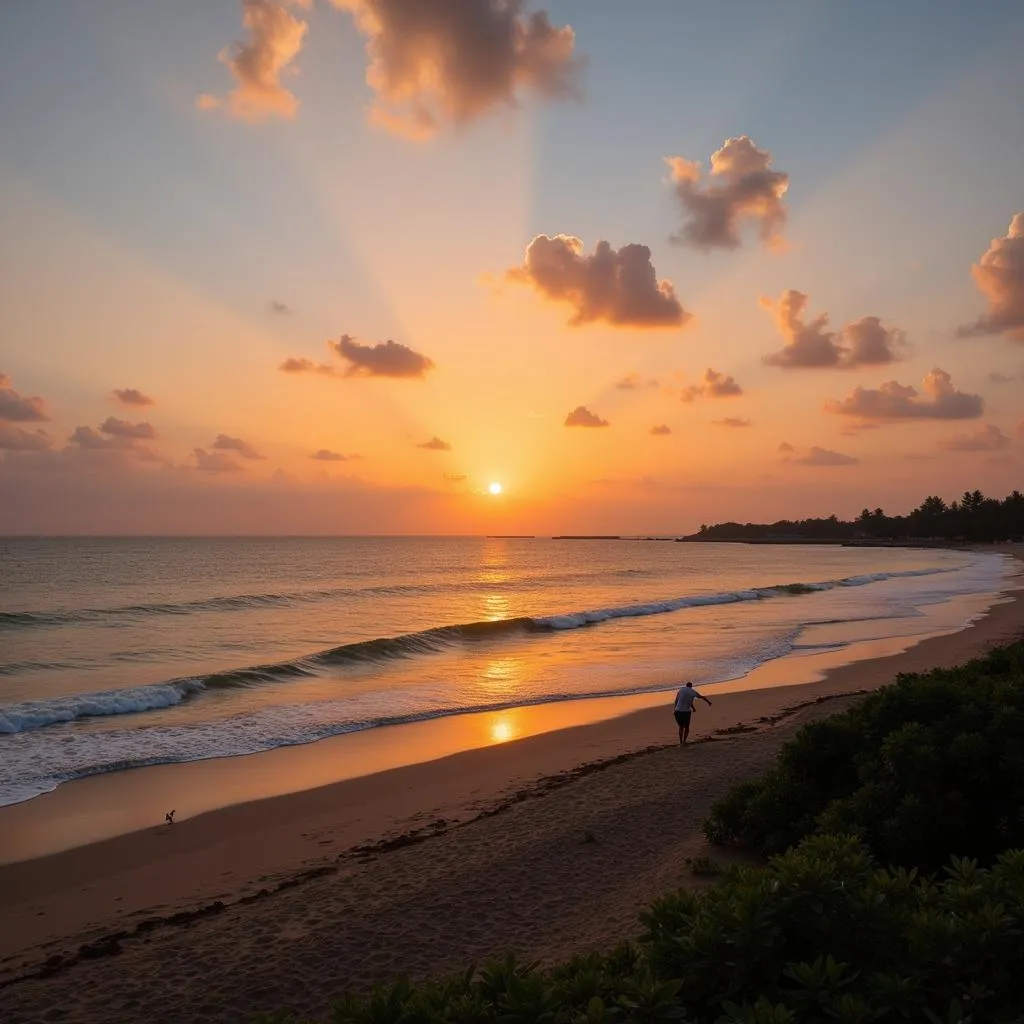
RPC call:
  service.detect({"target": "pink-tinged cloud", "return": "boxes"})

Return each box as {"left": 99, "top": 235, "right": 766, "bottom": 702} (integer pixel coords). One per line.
{"left": 825, "top": 368, "right": 983, "bottom": 422}
{"left": 100, "top": 417, "right": 157, "bottom": 440}
{"left": 564, "top": 406, "right": 608, "bottom": 427}
{"left": 194, "top": 448, "right": 244, "bottom": 473}
{"left": 0, "top": 424, "right": 51, "bottom": 452}
{"left": 112, "top": 388, "right": 155, "bottom": 407}
{"left": 616, "top": 373, "right": 659, "bottom": 390}
{"left": 789, "top": 446, "right": 859, "bottom": 467}
{"left": 200, "top": 0, "right": 308, "bottom": 122}
{"left": 680, "top": 368, "right": 743, "bottom": 402}
{"left": 332, "top": 0, "right": 582, "bottom": 138}
{"left": 212, "top": 434, "right": 265, "bottom": 460}
{"left": 937, "top": 424, "right": 1012, "bottom": 452}
{"left": 0, "top": 373, "right": 50, "bottom": 423}
{"left": 311, "top": 449, "right": 350, "bottom": 461}
{"left": 507, "top": 235, "right": 689, "bottom": 328}
{"left": 69, "top": 426, "right": 135, "bottom": 451}
{"left": 417, "top": 436, "right": 451, "bottom": 451}
{"left": 270, "top": 300, "right": 293, "bottom": 314}
{"left": 761, "top": 291, "right": 907, "bottom": 369}
{"left": 332, "top": 334, "right": 436, "bottom": 378}
{"left": 649, "top": 424, "right": 671, "bottom": 436}
{"left": 279, "top": 356, "right": 339, "bottom": 376}
{"left": 957, "top": 214, "right": 1024, "bottom": 341}
{"left": 666, "top": 136, "right": 789, "bottom": 250}
{"left": 713, "top": 417, "right": 752, "bottom": 428}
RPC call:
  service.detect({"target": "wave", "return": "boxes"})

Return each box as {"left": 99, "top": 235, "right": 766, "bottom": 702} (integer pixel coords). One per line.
{"left": 0, "top": 566, "right": 956, "bottom": 736}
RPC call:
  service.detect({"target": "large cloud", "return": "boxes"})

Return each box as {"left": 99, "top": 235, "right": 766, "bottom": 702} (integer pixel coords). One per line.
{"left": 199, "top": 0, "right": 309, "bottom": 122}
{"left": 331, "top": 334, "right": 435, "bottom": 378}
{"left": 112, "top": 388, "right": 154, "bottom": 407}
{"left": 680, "top": 368, "right": 742, "bottom": 402}
{"left": 506, "top": 235, "right": 689, "bottom": 328}
{"left": 0, "top": 373, "right": 50, "bottom": 423}
{"left": 761, "top": 291, "right": 906, "bottom": 369}
{"left": 666, "top": 136, "right": 789, "bottom": 251}
{"left": 937, "top": 424, "right": 1011, "bottom": 452}
{"left": 957, "top": 214, "right": 1024, "bottom": 341}
{"left": 332, "top": 0, "right": 582, "bottom": 137}
{"left": 825, "top": 368, "right": 983, "bottom": 422}
{"left": 564, "top": 406, "right": 608, "bottom": 427}
{"left": 212, "top": 434, "right": 265, "bottom": 460}
{"left": 100, "top": 417, "right": 157, "bottom": 440}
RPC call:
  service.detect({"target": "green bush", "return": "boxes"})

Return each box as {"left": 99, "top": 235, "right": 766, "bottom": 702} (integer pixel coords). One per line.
{"left": 264, "top": 836, "right": 1024, "bottom": 1024}
{"left": 704, "top": 641, "right": 1024, "bottom": 868}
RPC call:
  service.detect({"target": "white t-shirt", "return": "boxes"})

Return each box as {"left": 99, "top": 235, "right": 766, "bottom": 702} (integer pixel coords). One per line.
{"left": 674, "top": 686, "right": 701, "bottom": 712}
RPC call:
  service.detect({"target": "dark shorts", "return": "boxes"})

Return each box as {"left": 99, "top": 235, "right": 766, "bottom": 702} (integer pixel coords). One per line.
{"left": 674, "top": 710, "right": 692, "bottom": 728}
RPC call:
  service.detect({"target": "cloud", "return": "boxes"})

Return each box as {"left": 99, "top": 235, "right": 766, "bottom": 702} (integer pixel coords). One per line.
{"left": 0, "top": 373, "right": 50, "bottom": 423}
{"left": 789, "top": 446, "right": 859, "bottom": 467}
{"left": 194, "top": 448, "right": 245, "bottom": 473}
{"left": 761, "top": 291, "right": 906, "bottom": 369}
{"left": 506, "top": 235, "right": 690, "bottom": 328}
{"left": 825, "top": 368, "right": 983, "bottom": 422}
{"left": 270, "top": 300, "right": 293, "bottom": 314}
{"left": 200, "top": 0, "right": 308, "bottom": 122}
{"left": 332, "top": 0, "right": 582, "bottom": 138}
{"left": 777, "top": 442, "right": 795, "bottom": 453}
{"left": 69, "top": 426, "right": 134, "bottom": 451}
{"left": 666, "top": 136, "right": 789, "bottom": 250}
{"left": 649, "top": 424, "right": 671, "bottom": 436}
{"left": 112, "top": 388, "right": 154, "bottom": 407}
{"left": 417, "top": 436, "right": 451, "bottom": 451}
{"left": 444, "top": 473, "right": 468, "bottom": 482}
{"left": 937, "top": 424, "right": 1012, "bottom": 452}
{"left": 100, "top": 417, "right": 157, "bottom": 440}
{"left": 957, "top": 213, "right": 1024, "bottom": 340}
{"left": 211, "top": 434, "right": 265, "bottom": 460}
{"left": 311, "top": 449, "right": 350, "bottom": 461}
{"left": 564, "top": 406, "right": 608, "bottom": 427}
{"left": 331, "top": 334, "right": 435, "bottom": 378}
{"left": 713, "top": 417, "right": 752, "bottom": 428}
{"left": 680, "top": 368, "right": 743, "bottom": 402}
{"left": 616, "top": 373, "right": 659, "bottom": 390}
{"left": 988, "top": 370, "right": 1023, "bottom": 383}
{"left": 0, "top": 424, "right": 52, "bottom": 451}
{"left": 279, "top": 356, "right": 338, "bottom": 376}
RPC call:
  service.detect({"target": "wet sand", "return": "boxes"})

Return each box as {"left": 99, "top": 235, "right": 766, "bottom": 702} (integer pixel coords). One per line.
{"left": 0, "top": 556, "right": 1021, "bottom": 1023}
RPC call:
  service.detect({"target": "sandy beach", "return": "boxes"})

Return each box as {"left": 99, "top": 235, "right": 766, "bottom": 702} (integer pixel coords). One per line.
{"left": 1, "top": 555, "right": 1022, "bottom": 1024}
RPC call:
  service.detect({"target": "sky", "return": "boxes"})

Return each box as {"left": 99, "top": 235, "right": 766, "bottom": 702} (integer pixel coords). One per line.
{"left": 0, "top": 0, "right": 1022, "bottom": 535}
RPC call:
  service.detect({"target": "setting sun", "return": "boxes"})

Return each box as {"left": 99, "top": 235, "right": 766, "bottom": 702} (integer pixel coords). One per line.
{"left": 488, "top": 482, "right": 503, "bottom": 496}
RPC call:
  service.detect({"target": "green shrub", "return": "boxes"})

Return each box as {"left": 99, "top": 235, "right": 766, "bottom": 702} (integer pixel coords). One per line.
{"left": 703, "top": 641, "right": 1024, "bottom": 868}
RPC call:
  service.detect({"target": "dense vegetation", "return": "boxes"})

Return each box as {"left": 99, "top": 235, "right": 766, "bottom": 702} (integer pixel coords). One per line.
{"left": 686, "top": 489, "right": 1024, "bottom": 543}
{"left": 704, "top": 641, "right": 1024, "bottom": 869}
{"left": 265, "top": 643, "right": 1024, "bottom": 1023}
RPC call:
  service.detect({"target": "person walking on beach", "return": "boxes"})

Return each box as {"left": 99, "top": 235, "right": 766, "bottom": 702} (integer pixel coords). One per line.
{"left": 674, "top": 681, "right": 712, "bottom": 745}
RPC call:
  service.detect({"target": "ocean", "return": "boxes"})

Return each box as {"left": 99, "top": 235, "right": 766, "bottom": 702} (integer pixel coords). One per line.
{"left": 0, "top": 537, "right": 1016, "bottom": 809}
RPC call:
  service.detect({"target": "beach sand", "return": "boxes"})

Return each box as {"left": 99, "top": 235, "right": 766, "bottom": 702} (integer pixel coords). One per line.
{"left": 1, "top": 555, "right": 1021, "bottom": 1023}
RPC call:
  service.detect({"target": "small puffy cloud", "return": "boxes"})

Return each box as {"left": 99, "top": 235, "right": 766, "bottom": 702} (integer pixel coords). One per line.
{"left": 331, "top": 334, "right": 435, "bottom": 378}
{"left": 69, "top": 426, "right": 134, "bottom": 451}
{"left": 825, "top": 368, "right": 983, "bottom": 423}
{"left": 311, "top": 449, "right": 349, "bottom": 461}
{"left": 279, "top": 356, "right": 338, "bottom": 376}
{"left": 616, "top": 373, "right": 658, "bottom": 390}
{"left": 666, "top": 136, "right": 789, "bottom": 250}
{"left": 649, "top": 424, "right": 671, "bottom": 436}
{"left": 777, "top": 441, "right": 795, "bottom": 453}
{"left": 332, "top": 0, "right": 582, "bottom": 138}
{"left": 200, "top": 0, "right": 308, "bottom": 122}
{"left": 0, "top": 424, "right": 51, "bottom": 451}
{"left": 0, "top": 373, "right": 50, "bottom": 423}
{"left": 790, "top": 446, "right": 859, "bottom": 467}
{"left": 212, "top": 434, "right": 265, "bottom": 460}
{"left": 100, "top": 417, "right": 157, "bottom": 440}
{"left": 194, "top": 448, "right": 244, "bottom": 473}
{"left": 506, "top": 235, "right": 690, "bottom": 328}
{"left": 957, "top": 214, "right": 1024, "bottom": 340}
{"left": 417, "top": 436, "right": 451, "bottom": 451}
{"left": 112, "top": 388, "right": 154, "bottom": 407}
{"left": 270, "top": 300, "right": 292, "bottom": 314}
{"left": 680, "top": 368, "right": 743, "bottom": 402}
{"left": 564, "top": 406, "right": 608, "bottom": 428}
{"left": 761, "top": 291, "right": 906, "bottom": 369}
{"left": 713, "top": 417, "right": 752, "bottom": 428}
{"left": 937, "top": 424, "right": 1012, "bottom": 452}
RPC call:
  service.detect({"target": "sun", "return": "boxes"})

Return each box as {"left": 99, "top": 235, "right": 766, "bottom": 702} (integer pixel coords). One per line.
{"left": 488, "top": 481, "right": 503, "bottom": 495}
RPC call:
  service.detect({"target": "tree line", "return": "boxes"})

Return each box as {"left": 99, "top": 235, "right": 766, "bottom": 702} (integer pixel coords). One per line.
{"left": 687, "top": 488, "right": 1024, "bottom": 544}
